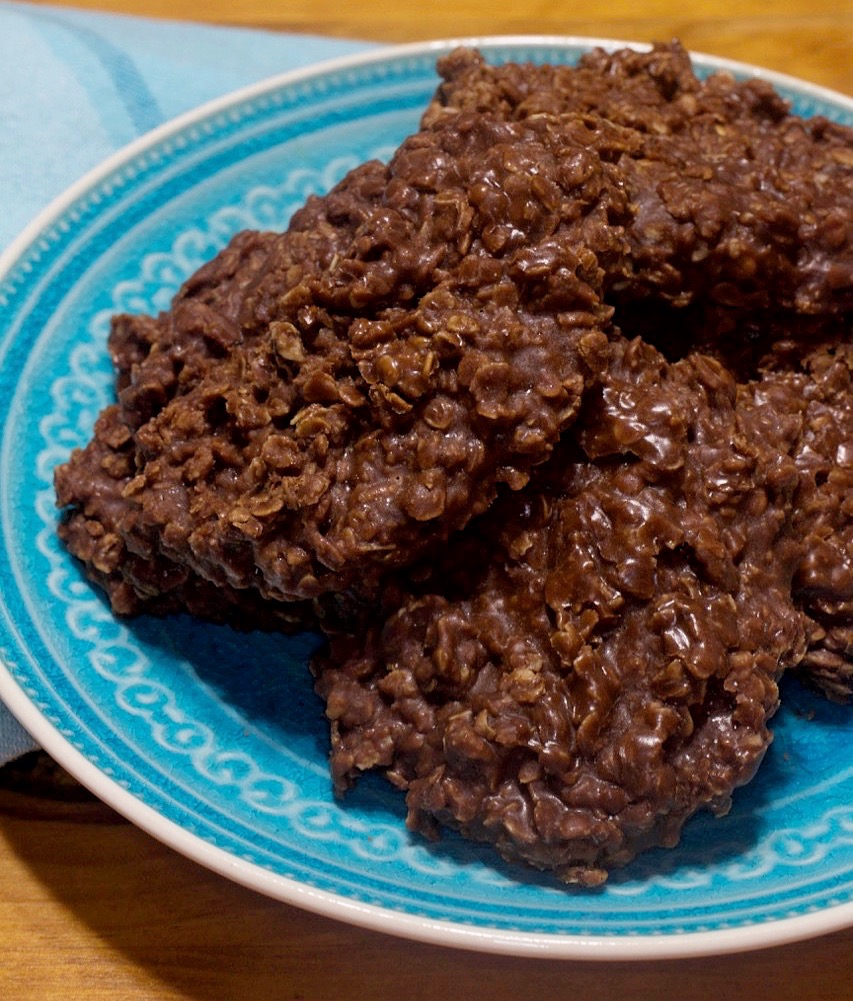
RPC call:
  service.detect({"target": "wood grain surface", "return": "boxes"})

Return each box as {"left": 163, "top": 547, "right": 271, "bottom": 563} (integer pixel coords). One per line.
{"left": 4, "top": 2, "right": 853, "bottom": 999}
{"left": 2, "top": 761, "right": 853, "bottom": 1001}
{"left": 22, "top": 0, "right": 853, "bottom": 91}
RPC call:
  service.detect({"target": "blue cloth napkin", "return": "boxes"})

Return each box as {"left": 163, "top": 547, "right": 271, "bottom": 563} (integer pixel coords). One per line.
{"left": 0, "top": 1, "right": 374, "bottom": 764}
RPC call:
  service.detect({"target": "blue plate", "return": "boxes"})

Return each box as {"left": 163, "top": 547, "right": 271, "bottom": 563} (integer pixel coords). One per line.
{"left": 0, "top": 38, "right": 851, "bottom": 959}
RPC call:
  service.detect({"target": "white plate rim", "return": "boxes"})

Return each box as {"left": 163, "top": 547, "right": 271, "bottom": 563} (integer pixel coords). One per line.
{"left": 0, "top": 35, "right": 851, "bottom": 961}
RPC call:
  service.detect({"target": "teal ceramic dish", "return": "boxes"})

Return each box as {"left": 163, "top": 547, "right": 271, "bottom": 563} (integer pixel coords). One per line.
{"left": 0, "top": 38, "right": 851, "bottom": 959}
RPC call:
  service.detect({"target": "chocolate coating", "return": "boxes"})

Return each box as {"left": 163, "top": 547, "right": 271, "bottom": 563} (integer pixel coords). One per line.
{"left": 54, "top": 41, "right": 852, "bottom": 882}
{"left": 426, "top": 42, "right": 853, "bottom": 321}
{"left": 59, "top": 113, "right": 626, "bottom": 604}
{"left": 315, "top": 338, "right": 811, "bottom": 884}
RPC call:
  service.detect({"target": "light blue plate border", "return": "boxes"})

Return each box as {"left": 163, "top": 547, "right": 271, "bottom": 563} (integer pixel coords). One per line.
{"left": 0, "top": 37, "right": 851, "bottom": 960}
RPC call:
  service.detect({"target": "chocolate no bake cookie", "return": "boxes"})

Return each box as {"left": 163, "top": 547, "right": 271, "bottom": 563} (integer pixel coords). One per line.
{"left": 314, "top": 338, "right": 815, "bottom": 884}
{"left": 426, "top": 43, "right": 852, "bottom": 323}
{"left": 55, "top": 41, "right": 852, "bottom": 883}
{"left": 58, "top": 112, "right": 629, "bottom": 606}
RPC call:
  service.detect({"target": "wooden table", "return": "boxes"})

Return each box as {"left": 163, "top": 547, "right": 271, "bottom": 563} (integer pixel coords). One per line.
{"left": 4, "top": 2, "right": 852, "bottom": 998}
{"left": 19, "top": 0, "right": 853, "bottom": 92}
